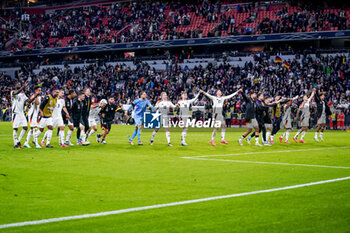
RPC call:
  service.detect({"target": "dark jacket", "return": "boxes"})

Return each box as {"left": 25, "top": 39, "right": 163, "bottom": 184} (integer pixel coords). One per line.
{"left": 241, "top": 92, "right": 256, "bottom": 121}
{"left": 315, "top": 91, "right": 332, "bottom": 117}
{"left": 71, "top": 99, "right": 83, "bottom": 122}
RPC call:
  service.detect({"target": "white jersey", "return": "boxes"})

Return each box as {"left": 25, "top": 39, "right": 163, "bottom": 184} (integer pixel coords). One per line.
{"left": 204, "top": 91, "right": 238, "bottom": 115}
{"left": 52, "top": 98, "right": 65, "bottom": 119}
{"left": 11, "top": 91, "right": 28, "bottom": 115}
{"left": 155, "top": 101, "right": 176, "bottom": 117}
{"left": 300, "top": 101, "right": 310, "bottom": 120}
{"left": 28, "top": 95, "right": 41, "bottom": 118}
{"left": 89, "top": 104, "right": 101, "bottom": 120}
{"left": 178, "top": 93, "right": 200, "bottom": 117}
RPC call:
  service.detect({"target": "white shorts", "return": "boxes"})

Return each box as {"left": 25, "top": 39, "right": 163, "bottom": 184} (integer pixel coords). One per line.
{"left": 67, "top": 119, "right": 73, "bottom": 126}
{"left": 264, "top": 123, "right": 272, "bottom": 129}
{"left": 12, "top": 113, "right": 27, "bottom": 128}
{"left": 281, "top": 119, "right": 292, "bottom": 129}
{"left": 213, "top": 113, "right": 225, "bottom": 125}
{"left": 300, "top": 117, "right": 309, "bottom": 127}
{"left": 161, "top": 116, "right": 171, "bottom": 127}
{"left": 89, "top": 118, "right": 97, "bottom": 127}
{"left": 53, "top": 116, "right": 64, "bottom": 128}
{"left": 317, "top": 114, "right": 326, "bottom": 125}
{"left": 38, "top": 117, "right": 53, "bottom": 128}
{"left": 29, "top": 113, "right": 39, "bottom": 127}
{"left": 246, "top": 118, "right": 259, "bottom": 128}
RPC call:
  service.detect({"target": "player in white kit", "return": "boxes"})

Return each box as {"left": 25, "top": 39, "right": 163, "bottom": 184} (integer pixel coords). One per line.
{"left": 11, "top": 82, "right": 40, "bottom": 149}
{"left": 177, "top": 91, "right": 200, "bottom": 146}
{"left": 41, "top": 90, "right": 70, "bottom": 147}
{"left": 150, "top": 92, "right": 177, "bottom": 146}
{"left": 279, "top": 99, "right": 295, "bottom": 144}
{"left": 23, "top": 85, "right": 42, "bottom": 148}
{"left": 202, "top": 89, "right": 240, "bottom": 146}
{"left": 87, "top": 99, "right": 107, "bottom": 138}
{"left": 293, "top": 89, "right": 316, "bottom": 143}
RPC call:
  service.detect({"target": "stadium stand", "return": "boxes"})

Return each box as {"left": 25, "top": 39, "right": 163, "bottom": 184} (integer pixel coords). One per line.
{"left": 1, "top": 1, "right": 350, "bottom": 52}
{"left": 1, "top": 52, "right": 349, "bottom": 127}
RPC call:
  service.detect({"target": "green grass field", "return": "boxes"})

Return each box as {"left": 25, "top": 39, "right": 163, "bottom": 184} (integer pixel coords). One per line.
{"left": 0, "top": 121, "right": 349, "bottom": 233}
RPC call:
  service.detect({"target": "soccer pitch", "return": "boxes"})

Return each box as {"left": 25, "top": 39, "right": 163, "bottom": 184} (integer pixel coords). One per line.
{"left": 0, "top": 122, "right": 349, "bottom": 233}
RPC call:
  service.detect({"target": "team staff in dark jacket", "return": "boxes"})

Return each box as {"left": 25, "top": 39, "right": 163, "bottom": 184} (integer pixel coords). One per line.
{"left": 246, "top": 93, "right": 286, "bottom": 145}
{"left": 97, "top": 96, "right": 118, "bottom": 144}
{"left": 64, "top": 90, "right": 76, "bottom": 146}
{"left": 237, "top": 90, "right": 262, "bottom": 146}
{"left": 314, "top": 88, "right": 332, "bottom": 142}
{"left": 71, "top": 91, "right": 89, "bottom": 146}
{"left": 77, "top": 88, "right": 92, "bottom": 144}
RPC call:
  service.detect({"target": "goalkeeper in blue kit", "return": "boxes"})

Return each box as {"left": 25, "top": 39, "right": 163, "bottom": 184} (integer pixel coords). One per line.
{"left": 125, "top": 91, "right": 154, "bottom": 145}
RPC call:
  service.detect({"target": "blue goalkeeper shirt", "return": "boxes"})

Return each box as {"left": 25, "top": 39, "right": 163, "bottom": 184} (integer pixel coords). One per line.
{"left": 129, "top": 98, "right": 153, "bottom": 119}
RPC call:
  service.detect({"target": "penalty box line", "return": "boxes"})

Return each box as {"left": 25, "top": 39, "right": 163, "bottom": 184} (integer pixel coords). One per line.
{"left": 189, "top": 146, "right": 350, "bottom": 158}
{"left": 182, "top": 157, "right": 350, "bottom": 169}
{"left": 0, "top": 176, "right": 350, "bottom": 229}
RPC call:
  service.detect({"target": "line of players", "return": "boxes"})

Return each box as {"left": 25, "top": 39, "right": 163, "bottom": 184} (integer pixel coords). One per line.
{"left": 11, "top": 83, "right": 119, "bottom": 149}
{"left": 11, "top": 82, "right": 331, "bottom": 148}
{"left": 125, "top": 87, "right": 330, "bottom": 146}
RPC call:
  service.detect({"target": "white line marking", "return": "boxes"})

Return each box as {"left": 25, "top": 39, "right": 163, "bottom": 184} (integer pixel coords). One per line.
{"left": 191, "top": 146, "right": 350, "bottom": 158}
{"left": 0, "top": 176, "right": 350, "bottom": 229}
{"left": 182, "top": 157, "right": 350, "bottom": 169}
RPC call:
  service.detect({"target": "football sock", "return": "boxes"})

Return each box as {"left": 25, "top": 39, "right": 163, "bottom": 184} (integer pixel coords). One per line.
{"left": 66, "top": 129, "right": 73, "bottom": 142}
{"left": 315, "top": 132, "right": 318, "bottom": 137}
{"left": 88, "top": 129, "right": 96, "bottom": 137}
{"left": 130, "top": 129, "right": 137, "bottom": 141}
{"left": 137, "top": 129, "right": 141, "bottom": 142}
{"left": 25, "top": 129, "right": 33, "bottom": 144}
{"left": 255, "top": 135, "right": 259, "bottom": 143}
{"left": 266, "top": 131, "right": 271, "bottom": 142}
{"left": 165, "top": 131, "right": 171, "bottom": 144}
{"left": 181, "top": 128, "right": 188, "bottom": 142}
{"left": 81, "top": 130, "right": 86, "bottom": 142}
{"left": 13, "top": 130, "right": 18, "bottom": 145}
{"left": 211, "top": 128, "right": 217, "bottom": 140}
{"left": 151, "top": 130, "right": 157, "bottom": 141}
{"left": 42, "top": 131, "right": 48, "bottom": 141}
{"left": 59, "top": 130, "right": 65, "bottom": 145}
{"left": 295, "top": 129, "right": 302, "bottom": 138}
{"left": 301, "top": 131, "right": 306, "bottom": 140}
{"left": 221, "top": 128, "right": 226, "bottom": 140}
{"left": 285, "top": 130, "right": 290, "bottom": 141}
{"left": 46, "top": 129, "right": 53, "bottom": 145}
{"left": 18, "top": 129, "right": 27, "bottom": 142}
{"left": 34, "top": 129, "right": 42, "bottom": 144}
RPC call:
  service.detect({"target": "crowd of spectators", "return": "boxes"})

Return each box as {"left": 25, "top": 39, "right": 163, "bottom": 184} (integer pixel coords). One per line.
{"left": 0, "top": 52, "right": 349, "bottom": 128}
{"left": 1, "top": 1, "right": 350, "bottom": 52}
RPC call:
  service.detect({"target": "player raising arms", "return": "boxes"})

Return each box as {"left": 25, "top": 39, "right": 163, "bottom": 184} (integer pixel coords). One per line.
{"left": 97, "top": 97, "right": 118, "bottom": 144}
{"left": 177, "top": 91, "right": 200, "bottom": 146}
{"left": 314, "top": 88, "right": 332, "bottom": 142}
{"left": 23, "top": 85, "right": 42, "bottom": 148}
{"left": 34, "top": 88, "right": 59, "bottom": 148}
{"left": 126, "top": 91, "right": 154, "bottom": 145}
{"left": 41, "top": 89, "right": 70, "bottom": 147}
{"left": 202, "top": 89, "right": 240, "bottom": 146}
{"left": 11, "top": 82, "right": 40, "bottom": 149}
{"left": 88, "top": 99, "right": 107, "bottom": 139}
{"left": 237, "top": 90, "right": 262, "bottom": 146}
{"left": 279, "top": 99, "right": 295, "bottom": 144}
{"left": 293, "top": 88, "right": 316, "bottom": 143}
{"left": 150, "top": 92, "right": 177, "bottom": 146}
